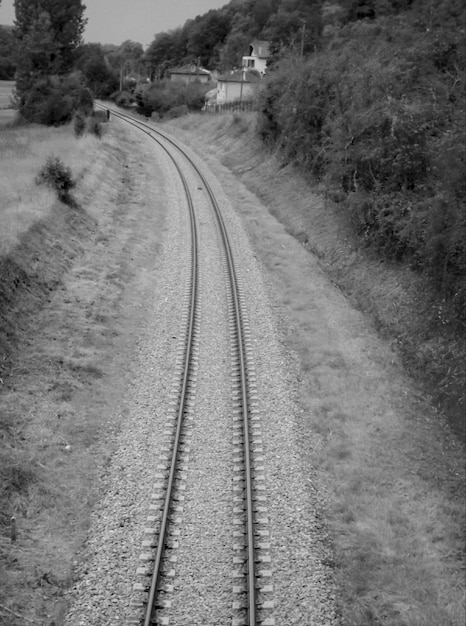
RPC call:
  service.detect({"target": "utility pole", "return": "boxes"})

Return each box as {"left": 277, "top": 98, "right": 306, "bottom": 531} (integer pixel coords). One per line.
{"left": 300, "top": 20, "right": 306, "bottom": 57}
{"left": 120, "top": 61, "right": 126, "bottom": 91}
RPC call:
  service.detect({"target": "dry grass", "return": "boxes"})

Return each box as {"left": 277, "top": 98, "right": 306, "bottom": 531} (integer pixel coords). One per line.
{"left": 165, "top": 112, "right": 466, "bottom": 626}
{"left": 0, "top": 124, "right": 101, "bottom": 255}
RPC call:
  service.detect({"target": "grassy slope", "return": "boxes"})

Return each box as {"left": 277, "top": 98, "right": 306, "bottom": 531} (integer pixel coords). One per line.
{"left": 164, "top": 111, "right": 465, "bottom": 626}
{"left": 0, "top": 120, "right": 168, "bottom": 623}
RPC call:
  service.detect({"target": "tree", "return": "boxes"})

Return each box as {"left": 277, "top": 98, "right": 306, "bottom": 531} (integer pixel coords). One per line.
{"left": 144, "top": 29, "right": 188, "bottom": 77}
{"left": 14, "top": 0, "right": 87, "bottom": 97}
{"left": 74, "top": 43, "right": 119, "bottom": 97}
{"left": 118, "top": 39, "right": 144, "bottom": 84}
{"left": 13, "top": 0, "right": 88, "bottom": 123}
{"left": 263, "top": 0, "right": 323, "bottom": 62}
{"left": 186, "top": 11, "right": 230, "bottom": 68}
{"left": 0, "top": 26, "right": 16, "bottom": 79}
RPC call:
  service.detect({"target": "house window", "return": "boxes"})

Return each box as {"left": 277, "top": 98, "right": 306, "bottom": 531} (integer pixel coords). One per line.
{"left": 246, "top": 59, "right": 255, "bottom": 68}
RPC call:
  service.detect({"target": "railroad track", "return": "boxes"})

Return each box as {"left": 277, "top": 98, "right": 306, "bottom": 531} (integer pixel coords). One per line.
{"left": 96, "top": 104, "right": 275, "bottom": 626}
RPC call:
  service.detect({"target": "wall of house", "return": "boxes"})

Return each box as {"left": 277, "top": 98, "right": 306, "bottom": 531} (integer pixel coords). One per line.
{"left": 217, "top": 81, "right": 256, "bottom": 103}
{"left": 242, "top": 56, "right": 267, "bottom": 74}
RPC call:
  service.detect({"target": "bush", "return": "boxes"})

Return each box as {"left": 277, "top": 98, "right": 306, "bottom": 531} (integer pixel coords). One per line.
{"left": 73, "top": 110, "right": 86, "bottom": 137}
{"left": 87, "top": 117, "right": 102, "bottom": 138}
{"left": 36, "top": 155, "right": 76, "bottom": 203}
{"left": 142, "top": 80, "right": 211, "bottom": 117}
{"left": 112, "top": 90, "right": 134, "bottom": 107}
{"left": 91, "top": 110, "right": 109, "bottom": 123}
{"left": 165, "top": 104, "right": 189, "bottom": 119}
{"left": 19, "top": 73, "right": 93, "bottom": 126}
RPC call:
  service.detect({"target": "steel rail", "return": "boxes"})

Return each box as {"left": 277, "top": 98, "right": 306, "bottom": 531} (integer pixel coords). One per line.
{"left": 143, "top": 137, "right": 198, "bottom": 626}
{"left": 96, "top": 103, "right": 257, "bottom": 625}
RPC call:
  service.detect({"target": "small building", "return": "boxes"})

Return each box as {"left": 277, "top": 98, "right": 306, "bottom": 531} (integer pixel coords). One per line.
{"left": 216, "top": 69, "right": 261, "bottom": 104}
{"left": 242, "top": 40, "right": 270, "bottom": 76}
{"left": 169, "top": 64, "right": 211, "bottom": 85}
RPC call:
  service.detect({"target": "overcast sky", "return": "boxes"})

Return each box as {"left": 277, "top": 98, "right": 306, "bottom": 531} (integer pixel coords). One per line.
{"left": 0, "top": 0, "right": 229, "bottom": 47}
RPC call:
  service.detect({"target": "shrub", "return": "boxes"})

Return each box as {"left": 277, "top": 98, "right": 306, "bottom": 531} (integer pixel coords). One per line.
{"left": 19, "top": 74, "right": 93, "bottom": 126}
{"left": 36, "top": 155, "right": 76, "bottom": 203}
{"left": 88, "top": 117, "right": 102, "bottom": 138}
{"left": 112, "top": 90, "right": 134, "bottom": 108}
{"left": 91, "top": 109, "right": 109, "bottom": 123}
{"left": 165, "top": 104, "right": 189, "bottom": 119}
{"left": 73, "top": 110, "right": 86, "bottom": 137}
{"left": 142, "top": 80, "right": 211, "bottom": 117}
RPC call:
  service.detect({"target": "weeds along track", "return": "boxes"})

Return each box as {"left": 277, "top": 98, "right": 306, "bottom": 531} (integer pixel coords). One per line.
{"left": 96, "top": 104, "right": 275, "bottom": 626}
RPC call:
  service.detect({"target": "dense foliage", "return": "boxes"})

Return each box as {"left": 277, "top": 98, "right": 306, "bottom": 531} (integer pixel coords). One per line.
{"left": 72, "top": 39, "right": 148, "bottom": 99}
{"left": 19, "top": 72, "right": 92, "bottom": 125}
{"left": 136, "top": 79, "right": 211, "bottom": 117}
{"left": 74, "top": 43, "right": 120, "bottom": 98}
{"left": 258, "top": 0, "right": 466, "bottom": 323}
{"left": 13, "top": 0, "right": 88, "bottom": 123}
{"left": 0, "top": 25, "right": 15, "bottom": 80}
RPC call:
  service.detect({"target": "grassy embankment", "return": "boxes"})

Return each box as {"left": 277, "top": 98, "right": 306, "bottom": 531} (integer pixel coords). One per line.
{"left": 0, "top": 121, "right": 106, "bottom": 623}
{"left": 166, "top": 110, "right": 465, "bottom": 626}
{"left": 0, "top": 115, "right": 168, "bottom": 623}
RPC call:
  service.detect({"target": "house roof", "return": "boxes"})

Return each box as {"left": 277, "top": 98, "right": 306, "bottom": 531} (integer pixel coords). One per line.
{"left": 217, "top": 70, "right": 261, "bottom": 83}
{"left": 169, "top": 64, "right": 211, "bottom": 76}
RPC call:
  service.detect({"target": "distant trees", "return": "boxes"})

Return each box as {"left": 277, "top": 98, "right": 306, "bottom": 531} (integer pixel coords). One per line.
{"left": 262, "top": 0, "right": 323, "bottom": 62}
{"left": 143, "top": 0, "right": 323, "bottom": 74}
{"left": 185, "top": 11, "right": 230, "bottom": 68}
{"left": 145, "top": 29, "right": 187, "bottom": 78}
{"left": 74, "top": 43, "right": 119, "bottom": 98}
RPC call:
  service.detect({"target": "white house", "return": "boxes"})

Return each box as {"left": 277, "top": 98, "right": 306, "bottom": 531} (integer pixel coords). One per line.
{"left": 242, "top": 40, "right": 270, "bottom": 75}
{"left": 216, "top": 69, "right": 261, "bottom": 103}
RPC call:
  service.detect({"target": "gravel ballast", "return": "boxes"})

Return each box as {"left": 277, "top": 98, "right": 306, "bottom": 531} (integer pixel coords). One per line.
{"left": 64, "top": 119, "right": 339, "bottom": 626}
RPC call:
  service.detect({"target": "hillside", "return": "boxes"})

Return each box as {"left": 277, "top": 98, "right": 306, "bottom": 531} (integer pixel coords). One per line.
{"left": 143, "top": 0, "right": 466, "bottom": 437}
